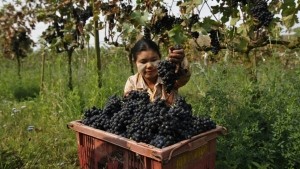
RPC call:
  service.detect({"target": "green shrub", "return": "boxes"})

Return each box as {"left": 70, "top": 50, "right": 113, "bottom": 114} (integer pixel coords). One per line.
{"left": 181, "top": 59, "right": 300, "bottom": 169}
{"left": 13, "top": 83, "right": 40, "bottom": 101}
{"left": 0, "top": 148, "right": 23, "bottom": 169}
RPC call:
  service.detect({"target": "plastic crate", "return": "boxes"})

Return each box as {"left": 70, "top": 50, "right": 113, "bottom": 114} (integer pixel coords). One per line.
{"left": 68, "top": 120, "right": 226, "bottom": 169}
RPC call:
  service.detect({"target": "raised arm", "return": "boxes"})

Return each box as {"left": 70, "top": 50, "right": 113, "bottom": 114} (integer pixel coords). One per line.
{"left": 167, "top": 48, "right": 191, "bottom": 89}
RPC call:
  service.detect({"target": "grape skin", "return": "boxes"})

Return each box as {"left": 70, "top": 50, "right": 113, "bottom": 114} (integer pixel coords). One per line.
{"left": 209, "top": 30, "right": 221, "bottom": 55}
{"left": 157, "top": 60, "right": 178, "bottom": 93}
{"left": 81, "top": 91, "right": 217, "bottom": 149}
{"left": 250, "top": 0, "right": 274, "bottom": 28}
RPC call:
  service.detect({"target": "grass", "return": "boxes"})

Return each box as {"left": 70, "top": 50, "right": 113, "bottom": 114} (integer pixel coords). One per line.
{"left": 0, "top": 47, "right": 300, "bottom": 169}
{"left": 0, "top": 48, "right": 131, "bottom": 169}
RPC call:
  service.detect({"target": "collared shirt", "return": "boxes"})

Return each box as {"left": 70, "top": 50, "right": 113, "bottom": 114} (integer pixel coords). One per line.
{"left": 124, "top": 59, "right": 191, "bottom": 104}
{"left": 124, "top": 73, "right": 177, "bottom": 103}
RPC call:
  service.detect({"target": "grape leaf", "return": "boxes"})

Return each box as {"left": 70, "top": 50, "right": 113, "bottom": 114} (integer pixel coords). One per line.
{"left": 200, "top": 17, "right": 221, "bottom": 33}
{"left": 122, "top": 23, "right": 135, "bottom": 37}
{"left": 130, "top": 11, "right": 149, "bottom": 26}
{"left": 282, "top": 14, "right": 298, "bottom": 29}
{"left": 168, "top": 25, "right": 187, "bottom": 45}
{"left": 281, "top": 0, "right": 296, "bottom": 17}
{"left": 181, "top": 0, "right": 203, "bottom": 14}
{"left": 230, "top": 17, "right": 240, "bottom": 26}
{"left": 237, "top": 24, "right": 249, "bottom": 37}
{"left": 191, "top": 22, "right": 207, "bottom": 35}
{"left": 233, "top": 37, "right": 249, "bottom": 52}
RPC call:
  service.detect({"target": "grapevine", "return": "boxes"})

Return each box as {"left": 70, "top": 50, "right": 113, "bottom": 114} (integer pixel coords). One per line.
{"left": 42, "top": 4, "right": 93, "bottom": 51}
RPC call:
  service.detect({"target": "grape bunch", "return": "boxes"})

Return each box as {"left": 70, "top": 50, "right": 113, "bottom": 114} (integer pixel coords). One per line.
{"left": 72, "top": 6, "right": 93, "bottom": 25}
{"left": 150, "top": 7, "right": 183, "bottom": 35}
{"left": 120, "top": 3, "right": 133, "bottom": 15}
{"left": 81, "top": 90, "right": 217, "bottom": 148}
{"left": 250, "top": 0, "right": 274, "bottom": 28}
{"left": 188, "top": 14, "right": 199, "bottom": 29}
{"left": 209, "top": 29, "right": 221, "bottom": 55}
{"left": 143, "top": 27, "right": 151, "bottom": 40}
{"left": 157, "top": 60, "right": 178, "bottom": 93}
{"left": 191, "top": 31, "right": 200, "bottom": 39}
{"left": 82, "top": 95, "right": 121, "bottom": 130}
{"left": 157, "top": 45, "right": 184, "bottom": 93}
{"left": 81, "top": 106, "right": 103, "bottom": 129}
{"left": 43, "top": 18, "right": 64, "bottom": 44}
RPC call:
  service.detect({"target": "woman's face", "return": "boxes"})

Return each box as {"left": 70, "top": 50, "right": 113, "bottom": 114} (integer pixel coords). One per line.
{"left": 135, "top": 50, "right": 160, "bottom": 82}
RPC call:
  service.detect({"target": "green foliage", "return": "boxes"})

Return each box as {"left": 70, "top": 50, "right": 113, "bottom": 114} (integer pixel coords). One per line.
{"left": 13, "top": 83, "right": 40, "bottom": 101}
{"left": 0, "top": 54, "right": 40, "bottom": 100}
{"left": 0, "top": 148, "right": 23, "bottom": 169}
{"left": 130, "top": 11, "right": 149, "bottom": 26}
{"left": 0, "top": 47, "right": 131, "bottom": 168}
{"left": 181, "top": 59, "right": 300, "bottom": 169}
{"left": 168, "top": 24, "right": 188, "bottom": 45}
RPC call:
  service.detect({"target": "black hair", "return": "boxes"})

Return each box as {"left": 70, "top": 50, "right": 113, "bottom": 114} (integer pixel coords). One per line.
{"left": 130, "top": 38, "right": 161, "bottom": 62}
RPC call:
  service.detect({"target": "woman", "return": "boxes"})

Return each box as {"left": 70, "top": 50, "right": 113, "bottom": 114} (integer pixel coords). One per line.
{"left": 124, "top": 38, "right": 191, "bottom": 105}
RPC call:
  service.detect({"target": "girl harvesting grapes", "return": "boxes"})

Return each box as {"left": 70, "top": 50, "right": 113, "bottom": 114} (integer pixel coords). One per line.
{"left": 124, "top": 38, "right": 191, "bottom": 105}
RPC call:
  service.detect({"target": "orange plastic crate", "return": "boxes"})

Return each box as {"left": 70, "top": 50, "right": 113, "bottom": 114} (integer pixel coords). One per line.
{"left": 68, "top": 120, "right": 226, "bottom": 169}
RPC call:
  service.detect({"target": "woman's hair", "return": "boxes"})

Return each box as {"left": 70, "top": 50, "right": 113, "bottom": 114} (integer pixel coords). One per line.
{"left": 130, "top": 38, "right": 161, "bottom": 62}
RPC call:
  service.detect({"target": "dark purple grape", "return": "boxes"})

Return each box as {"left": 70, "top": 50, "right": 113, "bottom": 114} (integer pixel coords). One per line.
{"left": 250, "top": 0, "right": 274, "bottom": 28}
{"left": 157, "top": 60, "right": 178, "bottom": 93}
{"left": 191, "top": 31, "right": 199, "bottom": 39}
{"left": 209, "top": 29, "right": 221, "bottom": 55}
{"left": 81, "top": 91, "right": 217, "bottom": 149}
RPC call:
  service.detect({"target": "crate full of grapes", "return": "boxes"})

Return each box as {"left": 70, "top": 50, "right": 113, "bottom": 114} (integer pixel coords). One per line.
{"left": 68, "top": 91, "right": 226, "bottom": 169}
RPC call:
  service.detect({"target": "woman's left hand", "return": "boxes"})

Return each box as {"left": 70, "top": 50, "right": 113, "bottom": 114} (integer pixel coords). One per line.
{"left": 167, "top": 47, "right": 185, "bottom": 64}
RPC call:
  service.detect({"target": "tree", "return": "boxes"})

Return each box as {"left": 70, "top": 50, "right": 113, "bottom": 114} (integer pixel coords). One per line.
{"left": 39, "top": 0, "right": 93, "bottom": 90}
{"left": 0, "top": 2, "right": 35, "bottom": 78}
